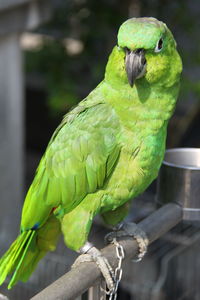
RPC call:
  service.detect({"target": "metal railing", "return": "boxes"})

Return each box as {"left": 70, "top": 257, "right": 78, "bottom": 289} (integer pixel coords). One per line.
{"left": 31, "top": 203, "right": 182, "bottom": 300}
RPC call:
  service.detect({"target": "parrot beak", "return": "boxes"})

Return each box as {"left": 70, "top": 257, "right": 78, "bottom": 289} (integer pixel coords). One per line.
{"left": 125, "top": 48, "right": 146, "bottom": 87}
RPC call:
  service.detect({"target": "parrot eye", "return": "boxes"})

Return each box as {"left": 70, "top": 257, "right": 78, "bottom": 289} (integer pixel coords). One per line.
{"left": 155, "top": 38, "right": 163, "bottom": 53}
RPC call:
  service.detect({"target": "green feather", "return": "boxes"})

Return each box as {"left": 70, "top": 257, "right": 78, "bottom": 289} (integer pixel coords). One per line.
{"left": 0, "top": 215, "right": 60, "bottom": 288}
{"left": 8, "top": 231, "right": 35, "bottom": 289}
{"left": 0, "top": 231, "right": 34, "bottom": 287}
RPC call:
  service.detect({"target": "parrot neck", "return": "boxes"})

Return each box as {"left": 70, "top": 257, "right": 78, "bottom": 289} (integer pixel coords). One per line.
{"left": 100, "top": 79, "right": 180, "bottom": 130}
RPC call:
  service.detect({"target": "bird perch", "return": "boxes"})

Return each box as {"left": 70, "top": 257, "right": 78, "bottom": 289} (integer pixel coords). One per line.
{"left": 31, "top": 203, "right": 182, "bottom": 300}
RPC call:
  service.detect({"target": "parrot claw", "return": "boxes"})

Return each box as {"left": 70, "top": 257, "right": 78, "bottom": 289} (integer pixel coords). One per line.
{"left": 72, "top": 242, "right": 115, "bottom": 293}
{"left": 105, "top": 222, "right": 149, "bottom": 262}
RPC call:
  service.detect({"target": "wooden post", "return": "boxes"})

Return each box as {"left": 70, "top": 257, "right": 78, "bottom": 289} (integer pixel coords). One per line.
{"left": 0, "top": 34, "right": 23, "bottom": 252}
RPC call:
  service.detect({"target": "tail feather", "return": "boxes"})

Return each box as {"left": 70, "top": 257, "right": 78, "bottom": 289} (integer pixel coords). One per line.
{"left": 8, "top": 231, "right": 37, "bottom": 288}
{"left": 12, "top": 249, "right": 45, "bottom": 284}
{"left": 0, "top": 231, "right": 34, "bottom": 286}
{"left": 0, "top": 215, "right": 61, "bottom": 289}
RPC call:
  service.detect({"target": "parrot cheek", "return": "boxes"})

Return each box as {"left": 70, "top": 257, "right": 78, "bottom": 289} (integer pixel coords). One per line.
{"left": 145, "top": 54, "right": 167, "bottom": 83}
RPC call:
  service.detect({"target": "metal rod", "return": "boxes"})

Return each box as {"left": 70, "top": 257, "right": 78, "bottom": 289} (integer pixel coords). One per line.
{"left": 31, "top": 203, "right": 182, "bottom": 300}
{"left": 88, "top": 280, "right": 104, "bottom": 300}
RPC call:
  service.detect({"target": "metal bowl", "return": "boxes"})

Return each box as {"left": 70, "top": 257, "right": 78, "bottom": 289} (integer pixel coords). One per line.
{"left": 157, "top": 148, "right": 200, "bottom": 221}
{"left": 164, "top": 148, "right": 200, "bottom": 170}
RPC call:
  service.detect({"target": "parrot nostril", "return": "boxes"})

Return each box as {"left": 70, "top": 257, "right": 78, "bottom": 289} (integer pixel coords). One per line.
{"left": 135, "top": 48, "right": 143, "bottom": 54}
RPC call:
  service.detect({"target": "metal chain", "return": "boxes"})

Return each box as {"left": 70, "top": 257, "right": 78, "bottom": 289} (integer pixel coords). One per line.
{"left": 100, "top": 238, "right": 125, "bottom": 300}
{"left": 111, "top": 238, "right": 125, "bottom": 300}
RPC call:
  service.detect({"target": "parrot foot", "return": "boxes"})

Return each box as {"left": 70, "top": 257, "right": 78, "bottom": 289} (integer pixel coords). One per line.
{"left": 72, "top": 242, "right": 115, "bottom": 293}
{"left": 105, "top": 222, "right": 149, "bottom": 262}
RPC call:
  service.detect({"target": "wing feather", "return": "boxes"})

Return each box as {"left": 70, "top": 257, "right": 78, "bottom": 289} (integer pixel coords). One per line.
{"left": 21, "top": 102, "right": 121, "bottom": 230}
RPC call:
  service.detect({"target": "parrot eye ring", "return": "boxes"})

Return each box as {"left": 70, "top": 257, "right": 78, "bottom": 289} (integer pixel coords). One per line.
{"left": 155, "top": 38, "right": 163, "bottom": 53}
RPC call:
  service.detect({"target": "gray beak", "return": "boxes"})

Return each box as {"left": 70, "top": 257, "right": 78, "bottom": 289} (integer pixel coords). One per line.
{"left": 125, "top": 48, "right": 146, "bottom": 87}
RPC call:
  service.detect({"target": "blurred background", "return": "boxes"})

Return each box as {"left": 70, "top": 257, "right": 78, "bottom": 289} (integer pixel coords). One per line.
{"left": 0, "top": 0, "right": 200, "bottom": 299}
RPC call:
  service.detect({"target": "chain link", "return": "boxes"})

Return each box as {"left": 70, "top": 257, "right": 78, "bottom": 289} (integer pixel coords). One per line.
{"left": 100, "top": 238, "right": 125, "bottom": 300}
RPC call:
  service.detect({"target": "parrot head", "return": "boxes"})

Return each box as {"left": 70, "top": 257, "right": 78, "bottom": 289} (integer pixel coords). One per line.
{"left": 105, "top": 17, "right": 182, "bottom": 88}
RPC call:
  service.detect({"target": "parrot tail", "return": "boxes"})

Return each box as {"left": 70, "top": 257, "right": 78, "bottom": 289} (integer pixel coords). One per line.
{"left": 0, "top": 230, "right": 37, "bottom": 289}
{"left": 0, "top": 215, "right": 61, "bottom": 289}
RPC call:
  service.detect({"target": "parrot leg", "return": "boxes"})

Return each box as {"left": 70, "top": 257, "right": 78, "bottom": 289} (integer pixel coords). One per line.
{"left": 72, "top": 241, "right": 115, "bottom": 292}
{"left": 101, "top": 202, "right": 130, "bottom": 226}
{"left": 105, "top": 222, "right": 149, "bottom": 261}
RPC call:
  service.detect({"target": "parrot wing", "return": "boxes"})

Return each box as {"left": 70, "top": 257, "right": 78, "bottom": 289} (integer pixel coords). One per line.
{"left": 21, "top": 101, "right": 121, "bottom": 230}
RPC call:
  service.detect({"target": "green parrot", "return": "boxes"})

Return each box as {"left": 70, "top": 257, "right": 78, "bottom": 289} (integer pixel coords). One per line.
{"left": 0, "top": 17, "right": 182, "bottom": 290}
